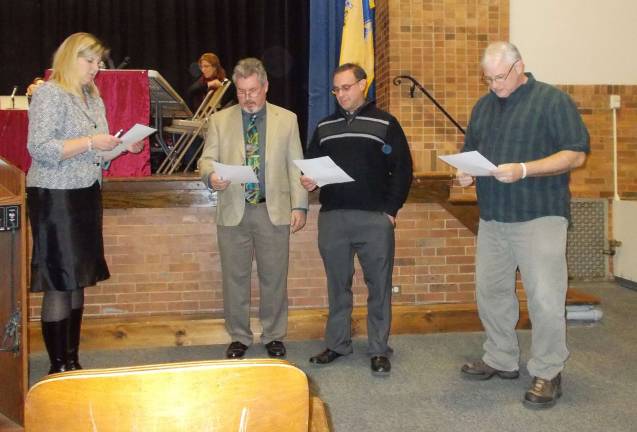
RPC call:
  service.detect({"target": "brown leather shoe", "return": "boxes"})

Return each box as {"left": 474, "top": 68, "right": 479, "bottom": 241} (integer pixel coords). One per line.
{"left": 309, "top": 349, "right": 344, "bottom": 365}
{"left": 225, "top": 341, "right": 248, "bottom": 359}
{"left": 523, "top": 373, "right": 562, "bottom": 409}
{"left": 461, "top": 359, "right": 519, "bottom": 380}
{"left": 265, "top": 340, "right": 286, "bottom": 358}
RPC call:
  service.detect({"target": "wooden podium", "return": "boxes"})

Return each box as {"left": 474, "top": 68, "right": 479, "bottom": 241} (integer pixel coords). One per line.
{"left": 0, "top": 156, "right": 28, "bottom": 427}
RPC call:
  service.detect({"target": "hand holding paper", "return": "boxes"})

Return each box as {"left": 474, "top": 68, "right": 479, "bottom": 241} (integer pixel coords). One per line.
{"left": 212, "top": 161, "right": 258, "bottom": 184}
{"left": 293, "top": 157, "right": 354, "bottom": 187}
{"left": 98, "top": 124, "right": 156, "bottom": 161}
{"left": 438, "top": 151, "right": 497, "bottom": 176}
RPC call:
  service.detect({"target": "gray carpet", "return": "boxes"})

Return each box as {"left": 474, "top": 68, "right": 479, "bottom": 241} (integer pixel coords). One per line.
{"left": 29, "top": 281, "right": 637, "bottom": 432}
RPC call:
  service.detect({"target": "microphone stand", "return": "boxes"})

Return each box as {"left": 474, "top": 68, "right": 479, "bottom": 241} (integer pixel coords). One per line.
{"left": 117, "top": 56, "right": 131, "bottom": 69}
{"left": 392, "top": 75, "right": 465, "bottom": 135}
{"left": 10, "top": 85, "right": 18, "bottom": 109}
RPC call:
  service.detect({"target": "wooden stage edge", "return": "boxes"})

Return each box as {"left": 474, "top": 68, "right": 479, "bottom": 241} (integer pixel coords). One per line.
{"left": 27, "top": 289, "right": 600, "bottom": 354}
{"left": 0, "top": 414, "right": 21, "bottom": 432}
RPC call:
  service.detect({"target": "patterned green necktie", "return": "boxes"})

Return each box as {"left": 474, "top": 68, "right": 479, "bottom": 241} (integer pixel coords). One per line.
{"left": 245, "top": 114, "right": 260, "bottom": 203}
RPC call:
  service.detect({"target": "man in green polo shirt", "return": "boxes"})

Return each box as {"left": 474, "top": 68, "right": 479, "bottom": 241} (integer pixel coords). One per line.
{"left": 456, "top": 42, "right": 590, "bottom": 409}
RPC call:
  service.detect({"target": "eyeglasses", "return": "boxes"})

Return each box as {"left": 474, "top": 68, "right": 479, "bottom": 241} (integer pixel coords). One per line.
{"left": 331, "top": 79, "right": 363, "bottom": 95}
{"left": 483, "top": 60, "right": 519, "bottom": 85}
{"left": 236, "top": 87, "right": 261, "bottom": 99}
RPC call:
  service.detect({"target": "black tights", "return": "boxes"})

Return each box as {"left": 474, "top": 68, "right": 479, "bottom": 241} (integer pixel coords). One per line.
{"left": 41, "top": 289, "right": 84, "bottom": 322}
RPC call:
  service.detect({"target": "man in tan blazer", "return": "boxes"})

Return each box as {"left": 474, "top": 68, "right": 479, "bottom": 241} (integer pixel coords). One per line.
{"left": 199, "top": 58, "right": 308, "bottom": 359}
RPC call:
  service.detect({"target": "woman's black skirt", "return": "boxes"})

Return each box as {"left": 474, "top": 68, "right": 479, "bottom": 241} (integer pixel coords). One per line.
{"left": 27, "top": 181, "right": 110, "bottom": 292}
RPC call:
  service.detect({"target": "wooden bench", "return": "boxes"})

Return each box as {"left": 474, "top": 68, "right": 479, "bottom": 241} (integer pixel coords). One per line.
{"left": 25, "top": 359, "right": 330, "bottom": 431}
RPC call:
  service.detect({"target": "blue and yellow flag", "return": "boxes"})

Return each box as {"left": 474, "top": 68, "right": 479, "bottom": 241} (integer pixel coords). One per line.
{"left": 339, "top": 0, "right": 375, "bottom": 95}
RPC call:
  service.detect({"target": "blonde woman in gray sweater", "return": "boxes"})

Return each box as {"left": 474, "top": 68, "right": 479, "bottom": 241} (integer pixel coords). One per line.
{"left": 27, "top": 32, "right": 143, "bottom": 374}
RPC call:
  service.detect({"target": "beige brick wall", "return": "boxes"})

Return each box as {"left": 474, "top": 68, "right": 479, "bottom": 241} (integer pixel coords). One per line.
{"left": 28, "top": 203, "right": 476, "bottom": 319}
{"left": 28, "top": 0, "right": 637, "bottom": 320}
{"left": 376, "top": 0, "right": 637, "bottom": 200}
{"left": 562, "top": 85, "right": 637, "bottom": 199}
{"left": 376, "top": 0, "right": 510, "bottom": 175}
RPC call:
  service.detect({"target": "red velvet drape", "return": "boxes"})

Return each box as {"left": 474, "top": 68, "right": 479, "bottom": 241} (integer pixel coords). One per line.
{"left": 94, "top": 70, "right": 151, "bottom": 177}
{"left": 0, "top": 109, "right": 30, "bottom": 172}
{"left": 0, "top": 70, "right": 151, "bottom": 176}
{"left": 39, "top": 69, "right": 152, "bottom": 177}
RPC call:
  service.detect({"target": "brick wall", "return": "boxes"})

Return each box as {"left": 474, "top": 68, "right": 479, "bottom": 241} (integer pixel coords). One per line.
{"left": 562, "top": 85, "right": 637, "bottom": 199}
{"left": 28, "top": 203, "right": 476, "bottom": 319}
{"left": 28, "top": 0, "right": 637, "bottom": 320}
{"left": 376, "top": 1, "right": 637, "bottom": 200}
{"left": 376, "top": 0, "right": 509, "bottom": 174}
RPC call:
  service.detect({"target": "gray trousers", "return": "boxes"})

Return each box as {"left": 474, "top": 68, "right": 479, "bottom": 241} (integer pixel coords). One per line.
{"left": 476, "top": 216, "right": 569, "bottom": 380}
{"left": 217, "top": 203, "right": 290, "bottom": 346}
{"left": 318, "top": 209, "right": 395, "bottom": 357}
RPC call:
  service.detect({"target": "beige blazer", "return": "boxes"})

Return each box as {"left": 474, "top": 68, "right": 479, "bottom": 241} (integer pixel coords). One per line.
{"left": 199, "top": 103, "right": 308, "bottom": 226}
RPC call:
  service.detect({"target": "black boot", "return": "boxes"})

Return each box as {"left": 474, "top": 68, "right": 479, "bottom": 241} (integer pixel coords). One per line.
{"left": 67, "top": 308, "right": 84, "bottom": 370}
{"left": 41, "top": 319, "right": 69, "bottom": 374}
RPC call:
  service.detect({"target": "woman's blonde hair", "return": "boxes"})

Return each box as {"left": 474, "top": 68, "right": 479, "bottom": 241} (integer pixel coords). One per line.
{"left": 50, "top": 32, "right": 108, "bottom": 97}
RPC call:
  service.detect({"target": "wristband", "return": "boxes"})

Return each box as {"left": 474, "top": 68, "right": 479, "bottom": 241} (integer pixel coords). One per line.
{"left": 87, "top": 136, "right": 93, "bottom": 152}
{"left": 520, "top": 162, "right": 527, "bottom": 179}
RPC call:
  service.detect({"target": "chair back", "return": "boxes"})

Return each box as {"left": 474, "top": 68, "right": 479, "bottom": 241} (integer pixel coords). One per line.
{"left": 157, "top": 79, "right": 233, "bottom": 174}
{"left": 25, "top": 359, "right": 311, "bottom": 431}
{"left": 193, "top": 79, "right": 232, "bottom": 120}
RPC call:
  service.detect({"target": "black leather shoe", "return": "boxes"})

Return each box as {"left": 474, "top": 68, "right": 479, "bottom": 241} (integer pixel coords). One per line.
{"left": 225, "top": 341, "right": 248, "bottom": 359}
{"left": 371, "top": 356, "right": 391, "bottom": 376}
{"left": 309, "top": 349, "right": 344, "bottom": 365}
{"left": 265, "top": 340, "right": 286, "bottom": 358}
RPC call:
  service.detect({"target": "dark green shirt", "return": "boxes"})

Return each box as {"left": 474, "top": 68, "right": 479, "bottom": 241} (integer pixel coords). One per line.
{"left": 462, "top": 73, "right": 590, "bottom": 222}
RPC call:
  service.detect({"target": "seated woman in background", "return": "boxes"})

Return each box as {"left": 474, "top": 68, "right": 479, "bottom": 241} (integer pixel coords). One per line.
{"left": 178, "top": 52, "right": 227, "bottom": 171}
{"left": 187, "top": 52, "right": 227, "bottom": 111}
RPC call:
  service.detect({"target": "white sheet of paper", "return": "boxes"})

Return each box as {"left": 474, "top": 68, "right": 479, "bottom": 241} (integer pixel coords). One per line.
{"left": 438, "top": 151, "right": 497, "bottom": 176}
{"left": 97, "top": 123, "right": 156, "bottom": 160}
{"left": 212, "top": 161, "right": 258, "bottom": 184}
{"left": 293, "top": 156, "right": 355, "bottom": 187}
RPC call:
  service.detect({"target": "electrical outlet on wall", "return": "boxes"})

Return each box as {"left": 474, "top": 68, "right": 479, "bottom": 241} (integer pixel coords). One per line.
{"left": 392, "top": 285, "right": 401, "bottom": 294}
{"left": 610, "top": 95, "right": 621, "bottom": 109}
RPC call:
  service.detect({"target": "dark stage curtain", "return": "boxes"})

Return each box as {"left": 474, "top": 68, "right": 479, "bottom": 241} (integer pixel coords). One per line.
{"left": 0, "top": 0, "right": 309, "bottom": 142}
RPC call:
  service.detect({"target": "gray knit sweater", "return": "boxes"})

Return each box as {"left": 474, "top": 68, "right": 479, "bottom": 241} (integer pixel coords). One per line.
{"left": 26, "top": 81, "right": 109, "bottom": 189}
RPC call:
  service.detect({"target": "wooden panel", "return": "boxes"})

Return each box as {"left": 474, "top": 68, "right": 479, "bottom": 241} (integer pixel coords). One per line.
{"left": 408, "top": 173, "right": 453, "bottom": 203}
{"left": 27, "top": 288, "right": 598, "bottom": 352}
{"left": 102, "top": 174, "right": 214, "bottom": 209}
{"left": 0, "top": 413, "right": 22, "bottom": 432}
{"left": 0, "top": 157, "right": 23, "bottom": 202}
{"left": 0, "top": 156, "right": 27, "bottom": 426}
{"left": 102, "top": 172, "right": 461, "bottom": 209}
{"left": 25, "top": 360, "right": 311, "bottom": 432}
{"left": 7, "top": 397, "right": 332, "bottom": 432}
{"left": 440, "top": 201, "right": 480, "bottom": 234}
{"left": 309, "top": 397, "right": 331, "bottom": 432}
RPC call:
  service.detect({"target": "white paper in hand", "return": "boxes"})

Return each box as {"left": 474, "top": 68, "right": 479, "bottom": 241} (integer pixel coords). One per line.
{"left": 212, "top": 161, "right": 258, "bottom": 184}
{"left": 97, "top": 124, "right": 156, "bottom": 161}
{"left": 438, "top": 151, "right": 497, "bottom": 176}
{"left": 293, "top": 156, "right": 354, "bottom": 187}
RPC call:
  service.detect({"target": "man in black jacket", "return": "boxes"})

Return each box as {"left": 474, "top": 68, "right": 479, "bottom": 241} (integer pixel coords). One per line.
{"left": 302, "top": 63, "right": 413, "bottom": 375}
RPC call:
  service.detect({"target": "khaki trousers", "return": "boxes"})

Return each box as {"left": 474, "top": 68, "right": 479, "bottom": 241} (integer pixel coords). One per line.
{"left": 217, "top": 203, "right": 290, "bottom": 346}
{"left": 476, "top": 216, "right": 569, "bottom": 380}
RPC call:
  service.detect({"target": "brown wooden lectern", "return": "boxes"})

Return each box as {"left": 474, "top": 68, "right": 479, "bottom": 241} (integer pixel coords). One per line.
{"left": 0, "top": 156, "right": 28, "bottom": 427}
